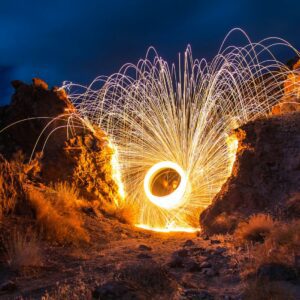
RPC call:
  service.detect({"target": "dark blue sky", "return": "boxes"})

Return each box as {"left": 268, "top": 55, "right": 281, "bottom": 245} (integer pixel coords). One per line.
{"left": 1, "top": 0, "right": 300, "bottom": 104}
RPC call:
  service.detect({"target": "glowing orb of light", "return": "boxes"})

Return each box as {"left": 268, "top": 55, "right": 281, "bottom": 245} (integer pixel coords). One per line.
{"left": 143, "top": 161, "right": 188, "bottom": 210}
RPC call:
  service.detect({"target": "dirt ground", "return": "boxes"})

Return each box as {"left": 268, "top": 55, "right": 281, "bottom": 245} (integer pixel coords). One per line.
{"left": 0, "top": 214, "right": 299, "bottom": 300}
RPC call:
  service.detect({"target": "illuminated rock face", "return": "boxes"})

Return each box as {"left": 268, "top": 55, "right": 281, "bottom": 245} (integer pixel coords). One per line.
{"left": 200, "top": 112, "right": 300, "bottom": 234}
{"left": 272, "top": 59, "right": 300, "bottom": 115}
{"left": 0, "top": 79, "right": 121, "bottom": 204}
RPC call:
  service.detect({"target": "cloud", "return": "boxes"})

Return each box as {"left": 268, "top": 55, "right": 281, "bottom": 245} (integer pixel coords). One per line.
{"left": 0, "top": 0, "right": 299, "bottom": 104}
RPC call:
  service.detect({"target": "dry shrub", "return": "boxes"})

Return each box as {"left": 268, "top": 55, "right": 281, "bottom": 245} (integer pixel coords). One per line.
{"left": 2, "top": 227, "right": 42, "bottom": 270}
{"left": 101, "top": 200, "right": 138, "bottom": 225}
{"left": 255, "top": 220, "right": 300, "bottom": 266}
{"left": 42, "top": 279, "right": 92, "bottom": 300}
{"left": 243, "top": 279, "right": 294, "bottom": 300}
{"left": 238, "top": 220, "right": 300, "bottom": 278}
{"left": 235, "top": 214, "right": 276, "bottom": 244}
{"left": 0, "top": 154, "right": 26, "bottom": 218}
{"left": 50, "top": 182, "right": 86, "bottom": 211}
{"left": 27, "top": 184, "right": 89, "bottom": 244}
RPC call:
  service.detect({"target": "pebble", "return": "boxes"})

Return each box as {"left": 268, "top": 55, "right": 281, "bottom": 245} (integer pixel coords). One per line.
{"left": 183, "top": 239, "right": 195, "bottom": 247}
{"left": 138, "top": 244, "right": 152, "bottom": 251}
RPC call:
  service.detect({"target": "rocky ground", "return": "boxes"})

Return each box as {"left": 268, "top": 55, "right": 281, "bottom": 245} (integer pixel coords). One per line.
{"left": 1, "top": 214, "right": 298, "bottom": 300}
{"left": 1, "top": 215, "right": 300, "bottom": 299}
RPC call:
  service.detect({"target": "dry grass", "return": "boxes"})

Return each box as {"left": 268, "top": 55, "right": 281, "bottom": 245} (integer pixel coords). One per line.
{"left": 101, "top": 200, "right": 138, "bottom": 225}
{"left": 0, "top": 154, "right": 25, "bottom": 218}
{"left": 243, "top": 279, "right": 294, "bottom": 300}
{"left": 2, "top": 227, "right": 43, "bottom": 270}
{"left": 27, "top": 183, "right": 89, "bottom": 244}
{"left": 42, "top": 279, "right": 92, "bottom": 300}
{"left": 236, "top": 219, "right": 300, "bottom": 278}
{"left": 253, "top": 220, "right": 300, "bottom": 266}
{"left": 50, "top": 182, "right": 86, "bottom": 211}
{"left": 234, "top": 214, "right": 276, "bottom": 244}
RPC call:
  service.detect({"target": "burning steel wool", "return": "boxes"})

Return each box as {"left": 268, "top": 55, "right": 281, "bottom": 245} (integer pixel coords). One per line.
{"left": 62, "top": 29, "right": 299, "bottom": 232}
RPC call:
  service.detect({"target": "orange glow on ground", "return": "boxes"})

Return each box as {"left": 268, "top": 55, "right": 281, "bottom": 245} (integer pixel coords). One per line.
{"left": 136, "top": 223, "right": 200, "bottom": 233}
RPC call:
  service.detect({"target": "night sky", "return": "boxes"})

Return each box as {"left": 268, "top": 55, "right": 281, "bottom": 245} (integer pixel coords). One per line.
{"left": 1, "top": 0, "right": 300, "bottom": 104}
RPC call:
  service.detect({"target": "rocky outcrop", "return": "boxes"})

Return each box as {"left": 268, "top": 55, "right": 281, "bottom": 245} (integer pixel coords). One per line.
{"left": 272, "top": 59, "right": 300, "bottom": 115}
{"left": 200, "top": 59, "right": 300, "bottom": 235}
{"left": 0, "top": 79, "right": 121, "bottom": 204}
{"left": 200, "top": 112, "right": 300, "bottom": 234}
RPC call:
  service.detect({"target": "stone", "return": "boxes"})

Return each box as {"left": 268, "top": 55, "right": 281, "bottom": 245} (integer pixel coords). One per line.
{"left": 138, "top": 244, "right": 152, "bottom": 251}
{"left": 183, "top": 239, "right": 195, "bottom": 247}
{"left": 257, "top": 263, "right": 298, "bottom": 281}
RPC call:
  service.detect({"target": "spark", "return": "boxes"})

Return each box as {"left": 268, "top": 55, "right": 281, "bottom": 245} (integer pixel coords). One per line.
{"left": 62, "top": 29, "right": 299, "bottom": 232}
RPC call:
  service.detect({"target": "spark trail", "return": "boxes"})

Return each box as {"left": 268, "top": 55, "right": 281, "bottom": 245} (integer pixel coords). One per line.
{"left": 63, "top": 29, "right": 299, "bottom": 231}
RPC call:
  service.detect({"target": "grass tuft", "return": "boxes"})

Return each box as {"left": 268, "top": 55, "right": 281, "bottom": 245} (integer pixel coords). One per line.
{"left": 2, "top": 227, "right": 43, "bottom": 270}
{"left": 27, "top": 183, "right": 89, "bottom": 244}
{"left": 235, "top": 214, "right": 275, "bottom": 244}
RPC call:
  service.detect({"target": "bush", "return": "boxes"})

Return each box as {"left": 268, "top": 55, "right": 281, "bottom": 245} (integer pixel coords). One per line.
{"left": 0, "top": 154, "right": 26, "bottom": 218}
{"left": 27, "top": 184, "right": 89, "bottom": 244}
{"left": 235, "top": 214, "right": 275, "bottom": 244}
{"left": 238, "top": 219, "right": 300, "bottom": 279}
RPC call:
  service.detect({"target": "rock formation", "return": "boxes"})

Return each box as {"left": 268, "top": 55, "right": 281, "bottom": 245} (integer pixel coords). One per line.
{"left": 200, "top": 60, "right": 300, "bottom": 234}
{"left": 0, "top": 78, "right": 121, "bottom": 204}
{"left": 272, "top": 59, "right": 300, "bottom": 114}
